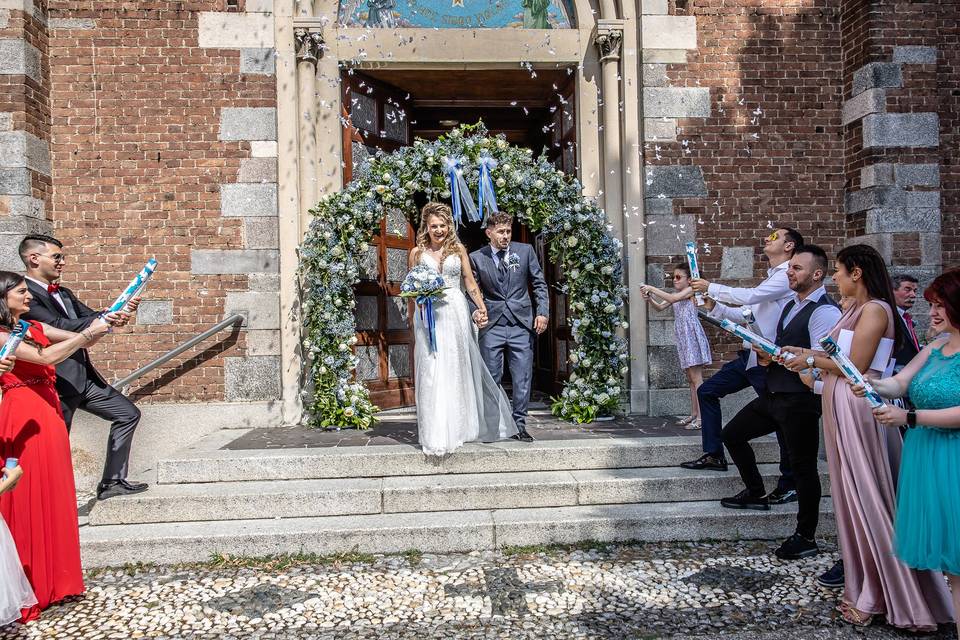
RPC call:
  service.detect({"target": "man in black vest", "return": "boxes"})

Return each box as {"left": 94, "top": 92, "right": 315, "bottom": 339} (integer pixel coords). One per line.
{"left": 717, "top": 245, "right": 841, "bottom": 559}
{"left": 19, "top": 234, "right": 148, "bottom": 500}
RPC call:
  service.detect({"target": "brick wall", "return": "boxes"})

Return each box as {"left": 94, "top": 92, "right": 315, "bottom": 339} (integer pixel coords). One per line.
{"left": 46, "top": 1, "right": 278, "bottom": 401}
{"left": 940, "top": 1, "right": 960, "bottom": 270}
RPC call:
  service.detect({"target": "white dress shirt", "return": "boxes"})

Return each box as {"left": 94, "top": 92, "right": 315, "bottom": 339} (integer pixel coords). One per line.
{"left": 778, "top": 286, "right": 842, "bottom": 352}
{"left": 25, "top": 275, "right": 68, "bottom": 315}
{"left": 707, "top": 260, "right": 792, "bottom": 368}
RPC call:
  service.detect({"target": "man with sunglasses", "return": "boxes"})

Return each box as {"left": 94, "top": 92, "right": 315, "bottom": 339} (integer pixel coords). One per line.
{"left": 681, "top": 227, "right": 802, "bottom": 506}
{"left": 18, "top": 234, "right": 147, "bottom": 501}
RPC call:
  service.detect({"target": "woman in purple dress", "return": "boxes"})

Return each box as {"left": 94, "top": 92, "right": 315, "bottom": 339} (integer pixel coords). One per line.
{"left": 641, "top": 264, "right": 713, "bottom": 429}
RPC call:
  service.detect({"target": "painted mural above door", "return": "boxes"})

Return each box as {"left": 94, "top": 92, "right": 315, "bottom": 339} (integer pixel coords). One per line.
{"left": 338, "top": 0, "right": 575, "bottom": 29}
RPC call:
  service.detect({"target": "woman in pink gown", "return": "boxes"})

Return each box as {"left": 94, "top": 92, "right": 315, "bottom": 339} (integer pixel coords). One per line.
{"left": 783, "top": 245, "right": 953, "bottom": 630}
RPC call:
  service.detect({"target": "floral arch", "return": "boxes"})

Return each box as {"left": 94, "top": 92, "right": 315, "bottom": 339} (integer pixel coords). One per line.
{"left": 298, "top": 123, "right": 628, "bottom": 429}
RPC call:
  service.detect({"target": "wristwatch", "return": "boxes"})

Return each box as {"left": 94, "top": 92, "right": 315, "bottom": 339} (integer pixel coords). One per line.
{"left": 907, "top": 409, "right": 917, "bottom": 427}
{"left": 806, "top": 355, "right": 816, "bottom": 368}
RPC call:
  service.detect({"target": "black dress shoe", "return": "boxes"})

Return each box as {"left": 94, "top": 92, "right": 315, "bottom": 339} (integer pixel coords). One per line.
{"left": 680, "top": 453, "right": 728, "bottom": 471}
{"left": 767, "top": 487, "right": 798, "bottom": 504}
{"left": 775, "top": 532, "right": 819, "bottom": 560}
{"left": 817, "top": 560, "right": 844, "bottom": 589}
{"left": 720, "top": 489, "right": 770, "bottom": 511}
{"left": 510, "top": 429, "right": 534, "bottom": 443}
{"left": 97, "top": 479, "right": 149, "bottom": 501}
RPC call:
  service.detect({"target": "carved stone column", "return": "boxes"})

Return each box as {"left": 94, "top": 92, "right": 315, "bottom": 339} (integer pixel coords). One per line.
{"left": 294, "top": 27, "right": 325, "bottom": 223}
{"left": 595, "top": 19, "right": 625, "bottom": 240}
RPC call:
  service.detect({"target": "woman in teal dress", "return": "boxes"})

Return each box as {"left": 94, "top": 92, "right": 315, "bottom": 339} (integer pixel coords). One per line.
{"left": 860, "top": 269, "right": 960, "bottom": 636}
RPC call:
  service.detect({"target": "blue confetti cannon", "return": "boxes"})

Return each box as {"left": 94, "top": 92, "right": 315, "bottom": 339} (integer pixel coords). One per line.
{"left": 104, "top": 258, "right": 158, "bottom": 314}
{"left": 0, "top": 320, "right": 30, "bottom": 359}
{"left": 684, "top": 242, "right": 705, "bottom": 306}
{"left": 698, "top": 311, "right": 796, "bottom": 362}
{"left": 818, "top": 335, "right": 885, "bottom": 409}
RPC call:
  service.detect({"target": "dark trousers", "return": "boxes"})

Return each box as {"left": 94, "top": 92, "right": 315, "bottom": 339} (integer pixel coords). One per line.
{"left": 697, "top": 351, "right": 794, "bottom": 491}
{"left": 721, "top": 392, "right": 822, "bottom": 539}
{"left": 60, "top": 378, "right": 141, "bottom": 483}
{"left": 478, "top": 315, "right": 534, "bottom": 429}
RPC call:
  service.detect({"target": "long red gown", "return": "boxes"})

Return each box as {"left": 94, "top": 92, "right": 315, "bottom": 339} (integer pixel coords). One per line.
{"left": 0, "top": 321, "right": 84, "bottom": 622}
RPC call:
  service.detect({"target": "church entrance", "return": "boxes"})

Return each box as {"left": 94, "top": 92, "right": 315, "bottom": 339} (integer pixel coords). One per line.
{"left": 343, "top": 67, "right": 577, "bottom": 410}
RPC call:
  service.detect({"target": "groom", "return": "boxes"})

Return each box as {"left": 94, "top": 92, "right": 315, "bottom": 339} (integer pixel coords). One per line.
{"left": 469, "top": 211, "right": 549, "bottom": 442}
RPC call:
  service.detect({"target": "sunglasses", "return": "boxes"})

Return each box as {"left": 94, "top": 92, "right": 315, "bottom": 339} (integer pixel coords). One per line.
{"left": 33, "top": 252, "right": 65, "bottom": 263}
{"left": 765, "top": 231, "right": 780, "bottom": 242}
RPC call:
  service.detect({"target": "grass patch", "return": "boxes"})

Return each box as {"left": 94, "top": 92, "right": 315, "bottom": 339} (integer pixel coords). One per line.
{"left": 401, "top": 549, "right": 423, "bottom": 565}
{"left": 501, "top": 540, "right": 613, "bottom": 556}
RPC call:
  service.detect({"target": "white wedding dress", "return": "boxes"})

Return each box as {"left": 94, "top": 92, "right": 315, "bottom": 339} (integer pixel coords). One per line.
{"left": 0, "top": 517, "right": 36, "bottom": 625}
{"left": 414, "top": 252, "right": 516, "bottom": 456}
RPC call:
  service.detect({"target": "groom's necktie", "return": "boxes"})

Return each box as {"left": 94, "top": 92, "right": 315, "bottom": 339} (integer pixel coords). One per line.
{"left": 495, "top": 249, "right": 507, "bottom": 289}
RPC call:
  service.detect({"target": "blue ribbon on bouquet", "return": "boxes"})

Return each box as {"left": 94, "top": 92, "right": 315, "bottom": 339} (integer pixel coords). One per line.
{"left": 476, "top": 154, "right": 499, "bottom": 227}
{"left": 442, "top": 156, "right": 479, "bottom": 228}
{"left": 416, "top": 295, "right": 438, "bottom": 353}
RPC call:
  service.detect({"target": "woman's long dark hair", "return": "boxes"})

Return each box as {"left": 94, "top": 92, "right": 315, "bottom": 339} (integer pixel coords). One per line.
{"left": 0, "top": 270, "right": 26, "bottom": 331}
{"left": 836, "top": 244, "right": 904, "bottom": 352}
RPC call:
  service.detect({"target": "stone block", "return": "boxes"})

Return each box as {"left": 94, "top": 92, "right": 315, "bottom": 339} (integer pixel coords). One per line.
{"left": 647, "top": 388, "right": 689, "bottom": 416}
{"left": 642, "top": 49, "right": 687, "bottom": 64}
{"left": 644, "top": 214, "right": 695, "bottom": 257}
{"left": 246, "top": 329, "right": 281, "bottom": 356}
{"left": 643, "top": 196, "right": 673, "bottom": 216}
{"left": 892, "top": 46, "right": 936, "bottom": 65}
{"left": 0, "top": 130, "right": 50, "bottom": 175}
{"left": 245, "top": 0, "right": 275, "bottom": 12}
{"left": 136, "top": 300, "right": 173, "bottom": 325}
{"left": 0, "top": 239, "right": 23, "bottom": 271}
{"left": 642, "top": 64, "right": 670, "bottom": 87}
{"left": 240, "top": 48, "right": 275, "bottom": 75}
{"left": 646, "top": 319, "right": 674, "bottom": 347}
{"left": 720, "top": 246, "right": 754, "bottom": 279}
{"left": 862, "top": 112, "right": 939, "bottom": 149}
{"left": 225, "top": 291, "right": 280, "bottom": 330}
{"left": 198, "top": 12, "right": 274, "bottom": 49}
{"left": 224, "top": 356, "right": 281, "bottom": 401}
{"left": 646, "top": 263, "right": 673, "bottom": 291}
{"left": 0, "top": 38, "right": 41, "bottom": 83}
{"left": 221, "top": 183, "right": 277, "bottom": 216}
{"left": 248, "top": 273, "right": 280, "bottom": 292}
{"left": 0, "top": 113, "right": 10, "bottom": 131}
{"left": 243, "top": 218, "right": 279, "bottom": 249}
{"left": 191, "top": 249, "right": 279, "bottom": 274}
{"left": 895, "top": 164, "right": 939, "bottom": 188}
{"left": 845, "top": 234, "right": 892, "bottom": 264}
{"left": 906, "top": 190, "right": 939, "bottom": 209}
{"left": 0, "top": 214, "right": 49, "bottom": 234}
{"left": 841, "top": 88, "right": 885, "bottom": 126}
{"left": 645, "top": 165, "right": 707, "bottom": 198}
{"left": 49, "top": 17, "right": 95, "bottom": 29}
{"left": 860, "top": 163, "right": 894, "bottom": 188}
{"left": 649, "top": 345, "right": 686, "bottom": 389}
{"left": 846, "top": 185, "right": 905, "bottom": 214}
{"left": 0, "top": 167, "right": 31, "bottom": 195}
{"left": 641, "top": 0, "right": 668, "bottom": 13}
{"left": 643, "top": 118, "right": 676, "bottom": 142}
{"left": 0, "top": 194, "right": 44, "bottom": 218}
{"left": 851, "top": 62, "right": 903, "bottom": 97}
{"left": 864, "top": 207, "right": 940, "bottom": 234}
{"left": 643, "top": 87, "right": 711, "bottom": 118}
{"left": 219, "top": 107, "right": 277, "bottom": 142}
{"left": 920, "top": 233, "right": 941, "bottom": 267}
{"left": 642, "top": 16, "right": 697, "bottom": 50}
{"left": 0, "top": 0, "right": 33, "bottom": 10}
{"left": 250, "top": 141, "right": 278, "bottom": 157}
{"left": 238, "top": 157, "right": 278, "bottom": 183}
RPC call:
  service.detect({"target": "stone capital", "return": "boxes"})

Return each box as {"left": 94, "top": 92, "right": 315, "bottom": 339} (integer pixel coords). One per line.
{"left": 294, "top": 27, "right": 325, "bottom": 65}
{"left": 594, "top": 19, "right": 624, "bottom": 62}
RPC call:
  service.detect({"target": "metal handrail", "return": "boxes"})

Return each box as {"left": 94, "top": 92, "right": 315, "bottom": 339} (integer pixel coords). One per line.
{"left": 113, "top": 314, "right": 245, "bottom": 391}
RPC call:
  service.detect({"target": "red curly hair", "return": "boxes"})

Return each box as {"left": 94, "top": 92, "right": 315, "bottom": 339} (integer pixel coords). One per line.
{"left": 923, "top": 269, "right": 960, "bottom": 330}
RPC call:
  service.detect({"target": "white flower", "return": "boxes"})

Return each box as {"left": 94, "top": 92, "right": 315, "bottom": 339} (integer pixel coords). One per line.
{"left": 348, "top": 336, "right": 358, "bottom": 345}
{"left": 563, "top": 222, "right": 571, "bottom": 231}
{"left": 573, "top": 204, "right": 581, "bottom": 212}
{"left": 503, "top": 164, "right": 512, "bottom": 172}
{"left": 534, "top": 179, "right": 545, "bottom": 189}
{"left": 382, "top": 173, "right": 392, "bottom": 182}
{"left": 338, "top": 343, "right": 349, "bottom": 351}
{"left": 582, "top": 358, "right": 591, "bottom": 367}
{"left": 343, "top": 407, "right": 355, "bottom": 417}
{"left": 604, "top": 304, "right": 615, "bottom": 313}
{"left": 496, "top": 178, "right": 505, "bottom": 187}
{"left": 620, "top": 366, "right": 629, "bottom": 375}
{"left": 331, "top": 246, "right": 343, "bottom": 257}
{"left": 567, "top": 236, "right": 578, "bottom": 248}
{"left": 621, "top": 321, "right": 629, "bottom": 329}
{"left": 601, "top": 265, "right": 613, "bottom": 275}
{"left": 375, "top": 185, "right": 387, "bottom": 194}
{"left": 569, "top": 269, "right": 579, "bottom": 279}
{"left": 496, "top": 139, "right": 507, "bottom": 149}
{"left": 569, "top": 353, "right": 579, "bottom": 363}
{"left": 596, "top": 392, "right": 610, "bottom": 403}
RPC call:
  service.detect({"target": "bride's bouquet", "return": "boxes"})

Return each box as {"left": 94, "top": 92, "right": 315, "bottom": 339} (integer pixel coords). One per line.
{"left": 400, "top": 264, "right": 445, "bottom": 353}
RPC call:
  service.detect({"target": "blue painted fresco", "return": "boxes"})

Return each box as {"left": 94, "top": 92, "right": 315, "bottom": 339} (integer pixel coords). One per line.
{"left": 338, "top": 0, "right": 575, "bottom": 29}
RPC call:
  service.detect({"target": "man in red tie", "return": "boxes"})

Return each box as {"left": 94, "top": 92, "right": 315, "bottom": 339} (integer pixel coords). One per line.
{"left": 18, "top": 234, "right": 148, "bottom": 501}
{"left": 892, "top": 274, "right": 921, "bottom": 371}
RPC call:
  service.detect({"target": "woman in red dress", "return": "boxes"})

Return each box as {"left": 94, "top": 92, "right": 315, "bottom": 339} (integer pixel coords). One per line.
{"left": 0, "top": 271, "right": 110, "bottom": 622}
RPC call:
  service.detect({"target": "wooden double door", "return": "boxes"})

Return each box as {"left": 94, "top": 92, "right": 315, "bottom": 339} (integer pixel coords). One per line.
{"left": 342, "top": 70, "right": 576, "bottom": 410}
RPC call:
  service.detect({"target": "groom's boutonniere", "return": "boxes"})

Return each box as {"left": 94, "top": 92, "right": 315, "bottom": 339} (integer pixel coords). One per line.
{"left": 506, "top": 252, "right": 521, "bottom": 272}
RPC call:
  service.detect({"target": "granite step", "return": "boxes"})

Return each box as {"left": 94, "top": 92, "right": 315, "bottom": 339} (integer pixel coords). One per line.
{"left": 80, "top": 501, "right": 836, "bottom": 568}
{"left": 156, "top": 430, "right": 785, "bottom": 484}
{"left": 90, "top": 464, "right": 826, "bottom": 526}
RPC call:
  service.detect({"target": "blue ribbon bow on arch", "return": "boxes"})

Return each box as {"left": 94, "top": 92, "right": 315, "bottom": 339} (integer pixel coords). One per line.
{"left": 443, "top": 156, "right": 480, "bottom": 227}
{"left": 476, "top": 154, "right": 499, "bottom": 227}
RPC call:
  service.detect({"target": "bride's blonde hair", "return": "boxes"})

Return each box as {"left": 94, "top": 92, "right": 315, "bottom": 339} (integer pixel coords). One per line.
{"left": 416, "top": 202, "right": 464, "bottom": 262}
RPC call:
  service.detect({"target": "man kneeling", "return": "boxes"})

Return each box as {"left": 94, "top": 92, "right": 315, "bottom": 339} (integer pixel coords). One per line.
{"left": 719, "top": 245, "right": 841, "bottom": 559}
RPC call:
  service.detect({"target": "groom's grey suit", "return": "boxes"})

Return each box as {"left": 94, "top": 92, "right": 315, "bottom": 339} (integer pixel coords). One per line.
{"left": 469, "top": 242, "right": 549, "bottom": 430}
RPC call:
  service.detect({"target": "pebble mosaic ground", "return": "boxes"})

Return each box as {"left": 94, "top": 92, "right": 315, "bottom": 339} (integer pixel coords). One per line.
{"left": 2, "top": 539, "right": 956, "bottom": 639}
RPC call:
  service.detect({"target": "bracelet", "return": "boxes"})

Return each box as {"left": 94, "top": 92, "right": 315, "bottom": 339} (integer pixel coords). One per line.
{"left": 81, "top": 329, "right": 93, "bottom": 341}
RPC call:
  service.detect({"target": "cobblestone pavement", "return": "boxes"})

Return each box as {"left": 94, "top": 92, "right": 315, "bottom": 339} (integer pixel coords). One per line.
{"left": 1, "top": 540, "right": 956, "bottom": 639}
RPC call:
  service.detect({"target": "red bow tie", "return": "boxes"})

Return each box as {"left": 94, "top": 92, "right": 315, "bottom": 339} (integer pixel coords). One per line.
{"left": 47, "top": 284, "right": 60, "bottom": 294}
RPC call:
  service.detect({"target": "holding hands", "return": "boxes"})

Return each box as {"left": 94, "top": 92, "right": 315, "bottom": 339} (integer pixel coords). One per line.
{"left": 472, "top": 309, "right": 488, "bottom": 329}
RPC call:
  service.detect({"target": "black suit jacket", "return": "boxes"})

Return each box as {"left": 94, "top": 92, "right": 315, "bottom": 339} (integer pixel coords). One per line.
{"left": 22, "top": 279, "right": 105, "bottom": 396}
{"left": 893, "top": 310, "right": 920, "bottom": 369}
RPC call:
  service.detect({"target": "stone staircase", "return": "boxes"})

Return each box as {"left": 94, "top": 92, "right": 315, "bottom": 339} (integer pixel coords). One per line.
{"left": 80, "top": 429, "right": 833, "bottom": 568}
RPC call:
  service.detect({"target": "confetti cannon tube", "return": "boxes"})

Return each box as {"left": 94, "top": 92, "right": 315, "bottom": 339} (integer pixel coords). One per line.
{"left": 698, "top": 311, "right": 796, "bottom": 362}
{"left": 104, "top": 258, "right": 158, "bottom": 314}
{"left": 818, "top": 335, "right": 885, "bottom": 409}
{"left": 684, "top": 242, "right": 705, "bottom": 306}
{"left": 0, "top": 320, "right": 30, "bottom": 359}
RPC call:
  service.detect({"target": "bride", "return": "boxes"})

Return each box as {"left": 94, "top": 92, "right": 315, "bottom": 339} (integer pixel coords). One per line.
{"left": 408, "top": 202, "right": 517, "bottom": 456}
